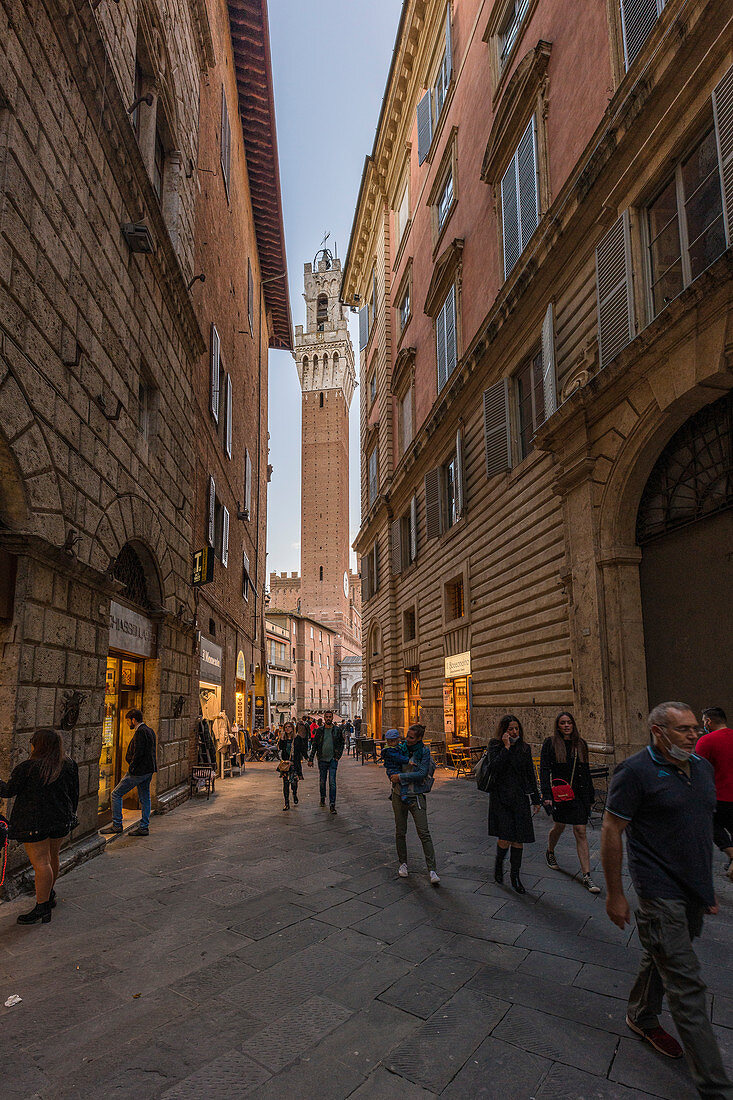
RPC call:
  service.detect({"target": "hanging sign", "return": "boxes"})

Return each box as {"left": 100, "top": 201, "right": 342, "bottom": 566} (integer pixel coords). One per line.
{"left": 444, "top": 650, "right": 471, "bottom": 678}
{"left": 254, "top": 695, "right": 265, "bottom": 729}
{"left": 192, "top": 547, "right": 214, "bottom": 586}
{"left": 200, "top": 636, "right": 222, "bottom": 685}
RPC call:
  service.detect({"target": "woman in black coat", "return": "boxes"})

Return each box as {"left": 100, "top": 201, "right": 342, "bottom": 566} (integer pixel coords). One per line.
{"left": 539, "top": 711, "right": 600, "bottom": 893}
{"left": 0, "top": 728, "right": 79, "bottom": 925}
{"left": 488, "top": 715, "right": 541, "bottom": 894}
{"left": 278, "top": 722, "right": 304, "bottom": 810}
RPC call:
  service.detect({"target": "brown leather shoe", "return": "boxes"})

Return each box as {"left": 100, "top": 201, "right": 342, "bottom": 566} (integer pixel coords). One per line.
{"left": 626, "top": 1016, "right": 683, "bottom": 1058}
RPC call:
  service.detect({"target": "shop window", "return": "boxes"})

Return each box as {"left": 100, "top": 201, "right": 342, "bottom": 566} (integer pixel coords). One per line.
{"left": 445, "top": 577, "right": 465, "bottom": 621}
{"left": 403, "top": 606, "right": 417, "bottom": 642}
{"left": 646, "top": 126, "right": 725, "bottom": 319}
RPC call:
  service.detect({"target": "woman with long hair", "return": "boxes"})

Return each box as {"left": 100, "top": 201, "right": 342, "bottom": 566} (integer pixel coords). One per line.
{"left": 539, "top": 712, "right": 600, "bottom": 893}
{"left": 0, "top": 728, "right": 79, "bottom": 924}
{"left": 488, "top": 715, "right": 541, "bottom": 894}
{"left": 278, "top": 722, "right": 304, "bottom": 810}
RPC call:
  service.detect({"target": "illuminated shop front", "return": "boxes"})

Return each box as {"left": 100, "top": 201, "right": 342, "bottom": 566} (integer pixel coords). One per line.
{"left": 443, "top": 651, "right": 471, "bottom": 743}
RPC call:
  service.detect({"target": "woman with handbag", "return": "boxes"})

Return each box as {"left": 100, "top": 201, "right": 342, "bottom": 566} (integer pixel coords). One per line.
{"left": 0, "top": 728, "right": 79, "bottom": 924}
{"left": 278, "top": 723, "right": 302, "bottom": 810}
{"left": 539, "top": 712, "right": 600, "bottom": 893}
{"left": 488, "top": 715, "right": 541, "bottom": 894}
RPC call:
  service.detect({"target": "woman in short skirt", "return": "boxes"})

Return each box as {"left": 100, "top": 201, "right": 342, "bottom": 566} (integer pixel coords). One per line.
{"left": 540, "top": 711, "right": 600, "bottom": 893}
{"left": 488, "top": 715, "right": 541, "bottom": 894}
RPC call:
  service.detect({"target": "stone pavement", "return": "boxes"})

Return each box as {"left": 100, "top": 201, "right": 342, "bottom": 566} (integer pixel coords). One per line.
{"left": 2, "top": 756, "right": 732, "bottom": 1099}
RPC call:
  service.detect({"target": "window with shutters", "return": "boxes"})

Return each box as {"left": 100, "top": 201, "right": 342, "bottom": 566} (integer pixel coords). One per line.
{"left": 221, "top": 85, "right": 231, "bottom": 198}
{"left": 368, "top": 444, "right": 379, "bottom": 506}
{"left": 243, "top": 448, "right": 252, "bottom": 518}
{"left": 620, "top": 0, "right": 666, "bottom": 72}
{"left": 416, "top": 7, "right": 453, "bottom": 165}
{"left": 514, "top": 350, "right": 545, "bottom": 461}
{"left": 500, "top": 116, "right": 539, "bottom": 279}
{"left": 398, "top": 285, "right": 411, "bottom": 334}
{"left": 483, "top": 0, "right": 539, "bottom": 94}
{"left": 398, "top": 385, "right": 414, "bottom": 456}
{"left": 436, "top": 284, "right": 457, "bottom": 394}
{"left": 498, "top": 0, "right": 530, "bottom": 65}
{"left": 445, "top": 577, "right": 465, "bottom": 621}
{"left": 645, "top": 126, "right": 725, "bottom": 319}
{"left": 443, "top": 452, "right": 459, "bottom": 529}
{"left": 210, "top": 324, "right": 221, "bottom": 423}
{"left": 224, "top": 374, "right": 232, "bottom": 459}
{"left": 437, "top": 169, "right": 454, "bottom": 232}
{"left": 395, "top": 176, "right": 410, "bottom": 248}
{"left": 368, "top": 367, "right": 377, "bottom": 408}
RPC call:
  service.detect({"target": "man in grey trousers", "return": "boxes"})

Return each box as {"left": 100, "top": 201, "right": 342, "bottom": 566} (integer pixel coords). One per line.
{"left": 601, "top": 701, "right": 733, "bottom": 1098}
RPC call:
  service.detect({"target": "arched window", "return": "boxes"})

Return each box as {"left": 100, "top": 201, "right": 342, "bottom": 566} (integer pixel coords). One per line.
{"left": 332, "top": 353, "right": 339, "bottom": 372}
{"left": 302, "top": 355, "right": 308, "bottom": 374}
{"left": 319, "top": 565, "right": 324, "bottom": 580}
{"left": 112, "top": 541, "right": 160, "bottom": 611}
{"left": 317, "top": 294, "right": 328, "bottom": 328}
{"left": 313, "top": 355, "right": 318, "bottom": 373}
{"left": 319, "top": 393, "right": 324, "bottom": 408}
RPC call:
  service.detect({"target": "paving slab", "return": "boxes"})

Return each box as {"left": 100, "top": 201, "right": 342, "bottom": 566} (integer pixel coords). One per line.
{"left": 440, "top": 1034, "right": 551, "bottom": 1098}
{"left": 492, "top": 1003, "right": 618, "bottom": 1076}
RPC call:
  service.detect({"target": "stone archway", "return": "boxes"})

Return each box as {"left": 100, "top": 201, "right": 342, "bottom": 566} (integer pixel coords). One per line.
{"left": 89, "top": 493, "right": 179, "bottom": 608}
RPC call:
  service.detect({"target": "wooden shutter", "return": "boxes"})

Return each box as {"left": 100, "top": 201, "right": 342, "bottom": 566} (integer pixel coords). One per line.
{"left": 713, "top": 63, "right": 733, "bottom": 248}
{"left": 445, "top": 5, "right": 453, "bottom": 83}
{"left": 362, "top": 549, "right": 371, "bottom": 601}
{"left": 620, "top": 0, "right": 662, "bottom": 71}
{"left": 501, "top": 155, "right": 520, "bottom": 278}
{"left": 372, "top": 541, "right": 380, "bottom": 595}
{"left": 222, "top": 506, "right": 229, "bottom": 567}
{"left": 483, "top": 379, "right": 511, "bottom": 477}
{"left": 517, "top": 116, "right": 539, "bottom": 254}
{"left": 410, "top": 494, "right": 418, "bottom": 562}
{"left": 210, "top": 324, "right": 220, "bottom": 422}
{"left": 596, "top": 210, "right": 635, "bottom": 370}
{"left": 391, "top": 518, "right": 402, "bottom": 575}
{"left": 358, "top": 304, "right": 369, "bottom": 350}
{"left": 445, "top": 284, "right": 457, "bottom": 383}
{"left": 225, "top": 374, "right": 233, "bottom": 458}
{"left": 244, "top": 448, "right": 252, "bottom": 515}
{"left": 243, "top": 549, "right": 250, "bottom": 600}
{"left": 541, "top": 302, "right": 558, "bottom": 419}
{"left": 455, "top": 427, "right": 464, "bottom": 519}
{"left": 207, "top": 475, "right": 216, "bottom": 546}
{"left": 417, "top": 90, "right": 432, "bottom": 164}
{"left": 436, "top": 299, "right": 447, "bottom": 394}
{"left": 424, "top": 467, "right": 442, "bottom": 539}
{"left": 248, "top": 259, "right": 254, "bottom": 334}
{"left": 220, "top": 86, "right": 231, "bottom": 194}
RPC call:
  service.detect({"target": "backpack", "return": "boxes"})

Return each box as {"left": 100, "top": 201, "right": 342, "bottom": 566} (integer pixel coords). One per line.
{"left": 423, "top": 751, "right": 437, "bottom": 793}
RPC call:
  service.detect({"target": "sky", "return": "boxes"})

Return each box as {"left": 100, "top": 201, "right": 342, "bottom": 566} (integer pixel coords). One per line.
{"left": 265, "top": 0, "right": 401, "bottom": 579}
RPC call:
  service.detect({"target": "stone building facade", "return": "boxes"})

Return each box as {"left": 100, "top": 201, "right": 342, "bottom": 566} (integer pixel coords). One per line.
{"left": 0, "top": 0, "right": 289, "bottom": 880}
{"left": 265, "top": 615, "right": 294, "bottom": 726}
{"left": 191, "top": 0, "right": 291, "bottom": 743}
{"left": 267, "top": 610, "right": 336, "bottom": 717}
{"left": 343, "top": 0, "right": 732, "bottom": 759}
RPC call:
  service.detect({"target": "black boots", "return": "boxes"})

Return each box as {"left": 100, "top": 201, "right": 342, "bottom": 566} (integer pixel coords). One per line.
{"left": 510, "top": 846, "right": 526, "bottom": 894}
{"left": 494, "top": 845, "right": 508, "bottom": 884}
{"left": 17, "top": 900, "right": 52, "bottom": 925}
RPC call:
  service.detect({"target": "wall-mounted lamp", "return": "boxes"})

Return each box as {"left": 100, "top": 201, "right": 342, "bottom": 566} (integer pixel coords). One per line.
{"left": 187, "top": 273, "right": 206, "bottom": 291}
{"left": 128, "top": 92, "right": 153, "bottom": 116}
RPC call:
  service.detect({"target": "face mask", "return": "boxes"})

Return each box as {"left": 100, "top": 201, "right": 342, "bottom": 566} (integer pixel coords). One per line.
{"left": 508, "top": 735, "right": 520, "bottom": 745}
{"left": 661, "top": 731, "right": 691, "bottom": 763}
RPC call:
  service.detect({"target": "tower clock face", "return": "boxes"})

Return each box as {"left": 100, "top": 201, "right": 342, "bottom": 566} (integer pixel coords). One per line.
{"left": 343, "top": 571, "right": 349, "bottom": 598}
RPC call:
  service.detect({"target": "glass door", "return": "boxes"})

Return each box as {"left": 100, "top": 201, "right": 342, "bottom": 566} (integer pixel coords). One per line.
{"left": 454, "top": 677, "right": 470, "bottom": 742}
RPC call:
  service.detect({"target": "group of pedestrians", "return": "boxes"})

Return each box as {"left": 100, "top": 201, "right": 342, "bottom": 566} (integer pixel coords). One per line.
{"left": 277, "top": 710, "right": 347, "bottom": 812}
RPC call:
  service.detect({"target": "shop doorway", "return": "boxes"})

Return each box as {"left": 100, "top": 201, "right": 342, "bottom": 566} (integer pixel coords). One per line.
{"left": 406, "top": 671, "right": 421, "bottom": 727}
{"left": 444, "top": 677, "right": 471, "bottom": 743}
{"left": 637, "top": 393, "right": 732, "bottom": 712}
{"left": 372, "top": 680, "right": 383, "bottom": 737}
{"left": 99, "top": 654, "right": 144, "bottom": 824}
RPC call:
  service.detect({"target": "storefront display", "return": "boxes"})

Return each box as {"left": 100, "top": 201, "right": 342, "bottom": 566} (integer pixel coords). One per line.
{"left": 199, "top": 635, "right": 222, "bottom": 720}
{"left": 406, "top": 670, "right": 421, "bottom": 726}
{"left": 444, "top": 652, "right": 471, "bottom": 743}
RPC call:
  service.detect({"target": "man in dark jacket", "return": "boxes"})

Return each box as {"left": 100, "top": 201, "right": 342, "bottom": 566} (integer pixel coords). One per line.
{"left": 308, "top": 710, "right": 345, "bottom": 813}
{"left": 101, "top": 708, "right": 157, "bottom": 837}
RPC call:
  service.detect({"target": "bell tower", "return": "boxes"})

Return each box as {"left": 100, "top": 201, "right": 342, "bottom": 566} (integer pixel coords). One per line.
{"left": 294, "top": 251, "right": 359, "bottom": 661}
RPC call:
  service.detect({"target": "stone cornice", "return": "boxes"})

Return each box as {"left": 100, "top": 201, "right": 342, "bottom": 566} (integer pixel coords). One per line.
{"left": 54, "top": 0, "right": 206, "bottom": 360}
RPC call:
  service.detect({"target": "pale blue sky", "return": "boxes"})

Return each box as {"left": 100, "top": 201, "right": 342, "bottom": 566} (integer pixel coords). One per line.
{"left": 266, "top": 0, "right": 401, "bottom": 578}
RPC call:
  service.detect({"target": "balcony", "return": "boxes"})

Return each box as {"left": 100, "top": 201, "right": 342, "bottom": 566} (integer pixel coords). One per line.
{"left": 270, "top": 691, "right": 293, "bottom": 705}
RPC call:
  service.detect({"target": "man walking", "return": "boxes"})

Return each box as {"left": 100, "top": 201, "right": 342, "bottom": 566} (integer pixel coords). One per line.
{"left": 308, "top": 709, "right": 344, "bottom": 813}
{"left": 697, "top": 706, "right": 733, "bottom": 880}
{"left": 601, "top": 701, "right": 733, "bottom": 1098}
{"left": 101, "top": 708, "right": 157, "bottom": 838}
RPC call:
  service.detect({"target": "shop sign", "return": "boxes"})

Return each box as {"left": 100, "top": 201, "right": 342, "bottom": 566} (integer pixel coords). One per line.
{"left": 443, "top": 683, "right": 455, "bottom": 736}
{"left": 200, "top": 635, "right": 222, "bottom": 685}
{"left": 109, "top": 601, "right": 157, "bottom": 658}
{"left": 254, "top": 695, "right": 265, "bottom": 729}
{"left": 192, "top": 546, "right": 214, "bottom": 586}
{"left": 236, "top": 650, "right": 246, "bottom": 680}
{"left": 444, "top": 650, "right": 471, "bottom": 678}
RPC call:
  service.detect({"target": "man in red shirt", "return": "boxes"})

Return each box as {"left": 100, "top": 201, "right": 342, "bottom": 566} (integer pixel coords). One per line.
{"left": 697, "top": 706, "right": 733, "bottom": 880}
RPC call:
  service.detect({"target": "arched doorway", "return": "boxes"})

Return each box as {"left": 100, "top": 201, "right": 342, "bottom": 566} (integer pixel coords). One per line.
{"left": 637, "top": 392, "right": 732, "bottom": 713}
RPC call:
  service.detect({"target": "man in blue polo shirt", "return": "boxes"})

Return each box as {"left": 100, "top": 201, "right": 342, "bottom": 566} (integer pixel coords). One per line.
{"left": 601, "top": 701, "right": 732, "bottom": 1098}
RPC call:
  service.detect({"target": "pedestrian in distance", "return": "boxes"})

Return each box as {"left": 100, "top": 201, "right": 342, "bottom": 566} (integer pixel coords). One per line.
{"left": 343, "top": 717, "right": 354, "bottom": 755}
{"left": 293, "top": 720, "right": 307, "bottom": 781}
{"left": 100, "top": 708, "right": 157, "bottom": 838}
{"left": 354, "top": 714, "right": 362, "bottom": 737}
{"left": 540, "top": 711, "right": 600, "bottom": 893}
{"left": 697, "top": 706, "right": 733, "bottom": 880}
{"left": 308, "top": 709, "right": 344, "bottom": 813}
{"left": 487, "top": 715, "right": 542, "bottom": 894}
{"left": 601, "top": 701, "right": 733, "bottom": 1097}
{"left": 383, "top": 725, "right": 440, "bottom": 885}
{"left": 0, "top": 728, "right": 79, "bottom": 925}
{"left": 278, "top": 722, "right": 304, "bottom": 811}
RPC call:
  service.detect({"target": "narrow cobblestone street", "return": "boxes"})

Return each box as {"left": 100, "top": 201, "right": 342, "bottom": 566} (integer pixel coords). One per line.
{"left": 3, "top": 758, "right": 732, "bottom": 1099}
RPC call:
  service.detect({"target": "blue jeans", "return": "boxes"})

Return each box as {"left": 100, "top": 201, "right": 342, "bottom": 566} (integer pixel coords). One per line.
{"left": 111, "top": 772, "right": 154, "bottom": 829}
{"left": 318, "top": 758, "right": 338, "bottom": 806}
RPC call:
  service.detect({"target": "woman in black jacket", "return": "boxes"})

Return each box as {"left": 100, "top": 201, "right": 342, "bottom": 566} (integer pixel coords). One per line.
{"left": 488, "top": 715, "right": 541, "bottom": 893}
{"left": 278, "top": 723, "right": 304, "bottom": 810}
{"left": 0, "top": 728, "right": 79, "bottom": 924}
{"left": 539, "top": 711, "right": 600, "bottom": 893}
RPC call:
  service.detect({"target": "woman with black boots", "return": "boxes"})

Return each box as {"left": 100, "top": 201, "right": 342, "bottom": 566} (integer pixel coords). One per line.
{"left": 0, "top": 728, "right": 79, "bottom": 924}
{"left": 278, "top": 723, "right": 304, "bottom": 810}
{"left": 488, "top": 715, "right": 541, "bottom": 893}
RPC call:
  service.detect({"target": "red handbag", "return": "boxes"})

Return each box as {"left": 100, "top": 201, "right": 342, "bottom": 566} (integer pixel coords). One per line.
{"left": 551, "top": 753, "right": 577, "bottom": 803}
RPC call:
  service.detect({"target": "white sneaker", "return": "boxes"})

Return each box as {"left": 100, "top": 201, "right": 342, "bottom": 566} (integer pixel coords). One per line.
{"left": 398, "top": 863, "right": 409, "bottom": 878}
{"left": 430, "top": 871, "right": 441, "bottom": 887}
{"left": 582, "top": 873, "right": 601, "bottom": 894}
